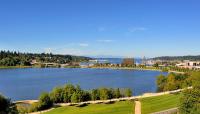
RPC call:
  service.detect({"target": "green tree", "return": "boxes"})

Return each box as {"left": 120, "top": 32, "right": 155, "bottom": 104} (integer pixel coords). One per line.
{"left": 62, "top": 84, "right": 76, "bottom": 103}
{"left": 71, "top": 92, "right": 81, "bottom": 103}
{"left": 125, "top": 88, "right": 132, "bottom": 97}
{"left": 180, "top": 72, "right": 200, "bottom": 114}
{"left": 164, "top": 73, "right": 177, "bottom": 91}
{"left": 99, "top": 88, "right": 109, "bottom": 100}
{"left": 50, "top": 87, "right": 63, "bottom": 103}
{"left": 91, "top": 89, "right": 99, "bottom": 101}
{"left": 0, "top": 94, "right": 18, "bottom": 114}
{"left": 153, "top": 63, "right": 159, "bottom": 67}
{"left": 38, "top": 92, "right": 53, "bottom": 110}
{"left": 82, "top": 91, "right": 91, "bottom": 102}
{"left": 180, "top": 89, "right": 200, "bottom": 114}
{"left": 156, "top": 74, "right": 167, "bottom": 92}
{"left": 115, "top": 88, "right": 121, "bottom": 98}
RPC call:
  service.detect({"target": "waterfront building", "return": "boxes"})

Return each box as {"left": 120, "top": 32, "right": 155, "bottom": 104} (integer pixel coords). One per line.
{"left": 176, "top": 60, "right": 200, "bottom": 69}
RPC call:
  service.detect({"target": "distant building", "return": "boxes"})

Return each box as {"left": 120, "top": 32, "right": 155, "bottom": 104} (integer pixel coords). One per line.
{"left": 122, "top": 58, "right": 135, "bottom": 67}
{"left": 176, "top": 60, "right": 200, "bottom": 69}
{"left": 146, "top": 60, "right": 156, "bottom": 66}
{"left": 141, "top": 56, "right": 147, "bottom": 65}
{"left": 89, "top": 60, "right": 98, "bottom": 63}
{"left": 30, "top": 60, "right": 39, "bottom": 65}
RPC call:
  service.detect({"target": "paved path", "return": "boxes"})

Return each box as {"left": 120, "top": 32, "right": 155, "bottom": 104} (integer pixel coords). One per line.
{"left": 151, "top": 107, "right": 178, "bottom": 114}
{"left": 135, "top": 101, "right": 141, "bottom": 114}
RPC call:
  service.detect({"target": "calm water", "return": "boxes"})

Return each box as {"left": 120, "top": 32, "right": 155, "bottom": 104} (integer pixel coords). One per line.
{"left": 0, "top": 68, "right": 167, "bottom": 101}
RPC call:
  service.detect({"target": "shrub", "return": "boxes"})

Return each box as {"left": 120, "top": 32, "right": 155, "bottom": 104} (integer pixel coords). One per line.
{"left": 50, "top": 87, "right": 64, "bottom": 103}
{"left": 91, "top": 89, "right": 100, "bottom": 101}
{"left": 99, "top": 88, "right": 109, "bottom": 100}
{"left": 62, "top": 84, "right": 76, "bottom": 102}
{"left": 38, "top": 92, "right": 53, "bottom": 111}
{"left": 82, "top": 91, "right": 91, "bottom": 101}
{"left": 16, "top": 103, "right": 30, "bottom": 114}
{"left": 115, "top": 88, "right": 121, "bottom": 98}
{"left": 28, "top": 102, "right": 39, "bottom": 112}
{"left": 71, "top": 92, "right": 80, "bottom": 103}
{"left": 180, "top": 72, "right": 200, "bottom": 114}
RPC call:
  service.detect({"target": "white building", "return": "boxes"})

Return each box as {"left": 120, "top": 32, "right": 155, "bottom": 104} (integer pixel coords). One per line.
{"left": 176, "top": 60, "right": 200, "bottom": 69}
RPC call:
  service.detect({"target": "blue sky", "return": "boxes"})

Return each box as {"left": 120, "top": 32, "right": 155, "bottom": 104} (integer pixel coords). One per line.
{"left": 0, "top": 0, "right": 200, "bottom": 57}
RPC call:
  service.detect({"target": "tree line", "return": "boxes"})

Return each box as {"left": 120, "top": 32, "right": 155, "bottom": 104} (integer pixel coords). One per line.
{"left": 156, "top": 73, "right": 190, "bottom": 92}
{"left": 156, "top": 71, "right": 200, "bottom": 113}
{"left": 0, "top": 50, "right": 90, "bottom": 66}
{"left": 16, "top": 84, "right": 132, "bottom": 113}
{"left": 179, "top": 71, "right": 200, "bottom": 114}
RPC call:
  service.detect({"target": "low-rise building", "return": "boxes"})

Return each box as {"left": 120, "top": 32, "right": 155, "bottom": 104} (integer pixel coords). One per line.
{"left": 176, "top": 60, "right": 200, "bottom": 69}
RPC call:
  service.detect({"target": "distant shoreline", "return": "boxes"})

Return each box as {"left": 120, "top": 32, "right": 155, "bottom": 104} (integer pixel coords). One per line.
{"left": 0, "top": 66, "right": 185, "bottom": 74}
{"left": 89, "top": 67, "right": 185, "bottom": 74}
{"left": 89, "top": 66, "right": 162, "bottom": 71}
{"left": 0, "top": 66, "right": 32, "bottom": 69}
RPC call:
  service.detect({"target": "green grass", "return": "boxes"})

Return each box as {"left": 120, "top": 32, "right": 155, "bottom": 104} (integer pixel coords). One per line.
{"left": 0, "top": 66, "right": 32, "bottom": 69}
{"left": 45, "top": 101, "right": 134, "bottom": 114}
{"left": 140, "top": 93, "right": 182, "bottom": 114}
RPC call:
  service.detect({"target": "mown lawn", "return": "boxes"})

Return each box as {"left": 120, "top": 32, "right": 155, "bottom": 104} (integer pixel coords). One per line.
{"left": 45, "top": 101, "right": 134, "bottom": 114}
{"left": 140, "top": 93, "right": 182, "bottom": 114}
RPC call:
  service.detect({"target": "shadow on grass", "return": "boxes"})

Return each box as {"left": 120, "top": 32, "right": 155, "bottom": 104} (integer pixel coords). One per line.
{"left": 76, "top": 103, "right": 89, "bottom": 107}
{"left": 104, "top": 101, "right": 115, "bottom": 104}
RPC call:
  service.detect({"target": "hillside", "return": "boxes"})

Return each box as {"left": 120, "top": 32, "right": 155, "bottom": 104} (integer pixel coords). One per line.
{"left": 0, "top": 50, "right": 90, "bottom": 66}
{"left": 152, "top": 55, "right": 200, "bottom": 61}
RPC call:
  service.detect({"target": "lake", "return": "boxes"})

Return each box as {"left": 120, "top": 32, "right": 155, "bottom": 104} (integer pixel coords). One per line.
{"left": 0, "top": 68, "right": 167, "bottom": 101}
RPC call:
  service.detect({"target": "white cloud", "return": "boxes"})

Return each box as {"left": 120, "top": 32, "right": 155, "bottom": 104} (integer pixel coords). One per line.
{"left": 128, "top": 27, "right": 147, "bottom": 32}
{"left": 97, "top": 40, "right": 114, "bottom": 43}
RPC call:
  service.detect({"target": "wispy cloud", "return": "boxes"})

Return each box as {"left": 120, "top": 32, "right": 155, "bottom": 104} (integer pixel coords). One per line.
{"left": 97, "top": 40, "right": 114, "bottom": 43}
{"left": 55, "top": 48, "right": 83, "bottom": 55}
{"left": 128, "top": 27, "right": 147, "bottom": 32}
{"left": 97, "top": 27, "right": 105, "bottom": 32}
{"left": 79, "top": 43, "right": 89, "bottom": 47}
{"left": 44, "top": 48, "right": 52, "bottom": 53}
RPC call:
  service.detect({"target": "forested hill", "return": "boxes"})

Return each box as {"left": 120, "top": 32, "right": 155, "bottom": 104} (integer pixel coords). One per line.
{"left": 0, "top": 51, "right": 90, "bottom": 66}
{"left": 152, "top": 55, "right": 200, "bottom": 61}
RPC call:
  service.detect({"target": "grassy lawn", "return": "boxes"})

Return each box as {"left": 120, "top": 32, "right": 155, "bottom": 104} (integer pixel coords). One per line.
{"left": 140, "top": 93, "right": 182, "bottom": 114}
{"left": 45, "top": 101, "right": 134, "bottom": 114}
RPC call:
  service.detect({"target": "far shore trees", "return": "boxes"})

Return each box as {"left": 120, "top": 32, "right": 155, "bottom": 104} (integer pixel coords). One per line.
{"left": 0, "top": 50, "right": 90, "bottom": 67}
